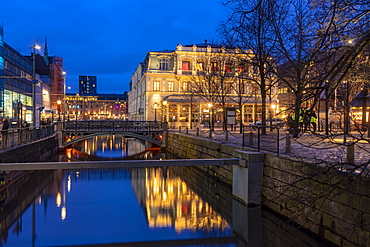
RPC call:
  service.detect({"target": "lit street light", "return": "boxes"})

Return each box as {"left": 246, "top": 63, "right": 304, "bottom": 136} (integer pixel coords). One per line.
{"left": 162, "top": 100, "right": 168, "bottom": 122}
{"left": 62, "top": 71, "right": 66, "bottom": 121}
{"left": 57, "top": 100, "right": 62, "bottom": 121}
{"left": 31, "top": 40, "right": 41, "bottom": 127}
{"left": 153, "top": 102, "right": 159, "bottom": 121}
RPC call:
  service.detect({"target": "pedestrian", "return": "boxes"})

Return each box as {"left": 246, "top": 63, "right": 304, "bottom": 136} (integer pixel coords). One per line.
{"left": 310, "top": 110, "right": 317, "bottom": 133}
{"left": 23, "top": 121, "right": 30, "bottom": 129}
{"left": 1, "top": 117, "right": 9, "bottom": 148}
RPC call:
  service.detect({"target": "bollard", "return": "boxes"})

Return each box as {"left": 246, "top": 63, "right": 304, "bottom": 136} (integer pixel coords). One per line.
{"left": 285, "top": 134, "right": 291, "bottom": 153}
{"left": 178, "top": 126, "right": 181, "bottom": 133}
{"left": 196, "top": 127, "right": 199, "bottom": 136}
{"left": 248, "top": 132, "right": 253, "bottom": 146}
{"left": 186, "top": 127, "right": 188, "bottom": 134}
{"left": 346, "top": 142, "right": 354, "bottom": 164}
{"left": 209, "top": 129, "right": 212, "bottom": 139}
{"left": 225, "top": 130, "right": 229, "bottom": 141}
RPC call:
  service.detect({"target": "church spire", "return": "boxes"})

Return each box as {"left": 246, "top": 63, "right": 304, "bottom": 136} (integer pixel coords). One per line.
{"left": 44, "top": 38, "right": 49, "bottom": 65}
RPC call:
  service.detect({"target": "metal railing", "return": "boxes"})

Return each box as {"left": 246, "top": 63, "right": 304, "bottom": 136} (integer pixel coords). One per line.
{"left": 63, "top": 120, "right": 164, "bottom": 132}
{"left": 242, "top": 125, "right": 281, "bottom": 155}
{"left": 1, "top": 124, "right": 56, "bottom": 150}
{"left": 178, "top": 124, "right": 284, "bottom": 155}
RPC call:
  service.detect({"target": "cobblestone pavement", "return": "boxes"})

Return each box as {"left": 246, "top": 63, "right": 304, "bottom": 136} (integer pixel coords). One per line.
{"left": 172, "top": 126, "right": 370, "bottom": 167}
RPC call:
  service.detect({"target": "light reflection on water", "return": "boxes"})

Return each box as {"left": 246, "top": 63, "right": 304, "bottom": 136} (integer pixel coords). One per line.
{"left": 1, "top": 168, "right": 235, "bottom": 247}
{"left": 62, "top": 135, "right": 162, "bottom": 161}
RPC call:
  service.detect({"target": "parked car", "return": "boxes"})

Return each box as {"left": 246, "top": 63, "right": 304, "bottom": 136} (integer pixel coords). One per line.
{"left": 250, "top": 118, "right": 285, "bottom": 128}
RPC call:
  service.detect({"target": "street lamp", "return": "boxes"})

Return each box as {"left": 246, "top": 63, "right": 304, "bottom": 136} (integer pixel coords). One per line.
{"left": 62, "top": 71, "right": 66, "bottom": 121}
{"left": 162, "top": 101, "right": 168, "bottom": 122}
{"left": 153, "top": 102, "right": 160, "bottom": 121}
{"left": 31, "top": 41, "right": 41, "bottom": 126}
{"left": 207, "top": 103, "right": 213, "bottom": 130}
{"left": 57, "top": 100, "right": 62, "bottom": 121}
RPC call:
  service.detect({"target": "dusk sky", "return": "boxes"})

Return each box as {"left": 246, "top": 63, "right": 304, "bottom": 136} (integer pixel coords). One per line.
{"left": 0, "top": 0, "right": 228, "bottom": 94}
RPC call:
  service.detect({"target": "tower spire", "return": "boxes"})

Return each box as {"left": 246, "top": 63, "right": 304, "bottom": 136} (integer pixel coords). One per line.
{"left": 44, "top": 38, "right": 49, "bottom": 65}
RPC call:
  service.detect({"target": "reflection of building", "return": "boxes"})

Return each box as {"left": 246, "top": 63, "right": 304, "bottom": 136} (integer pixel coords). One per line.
{"left": 64, "top": 93, "right": 128, "bottom": 120}
{"left": 128, "top": 42, "right": 278, "bottom": 128}
{"left": 131, "top": 167, "right": 230, "bottom": 233}
{"left": 79, "top": 75, "right": 97, "bottom": 95}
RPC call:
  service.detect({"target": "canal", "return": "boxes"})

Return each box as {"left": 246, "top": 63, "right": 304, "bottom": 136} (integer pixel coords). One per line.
{"left": 0, "top": 136, "right": 333, "bottom": 246}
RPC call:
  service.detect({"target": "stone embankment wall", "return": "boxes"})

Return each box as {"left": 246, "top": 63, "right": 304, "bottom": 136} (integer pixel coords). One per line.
{"left": 166, "top": 132, "right": 370, "bottom": 247}
{"left": 263, "top": 154, "right": 370, "bottom": 247}
{"left": 0, "top": 134, "right": 59, "bottom": 163}
{"left": 166, "top": 132, "right": 238, "bottom": 185}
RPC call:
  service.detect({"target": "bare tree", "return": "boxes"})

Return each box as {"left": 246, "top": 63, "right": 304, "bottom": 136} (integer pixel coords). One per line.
{"left": 221, "top": 0, "right": 278, "bottom": 135}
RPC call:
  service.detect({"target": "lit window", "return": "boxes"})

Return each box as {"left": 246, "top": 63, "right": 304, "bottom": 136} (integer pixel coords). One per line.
{"left": 153, "top": 81, "right": 160, "bottom": 91}
{"left": 211, "top": 62, "right": 218, "bottom": 71}
{"left": 168, "top": 81, "right": 174, "bottom": 92}
{"left": 196, "top": 61, "right": 204, "bottom": 71}
{"left": 182, "top": 61, "right": 191, "bottom": 71}
{"left": 225, "top": 63, "right": 232, "bottom": 72}
{"left": 182, "top": 82, "right": 190, "bottom": 92}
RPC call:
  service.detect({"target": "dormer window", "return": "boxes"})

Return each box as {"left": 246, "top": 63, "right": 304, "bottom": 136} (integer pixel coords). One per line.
{"left": 159, "top": 58, "right": 169, "bottom": 70}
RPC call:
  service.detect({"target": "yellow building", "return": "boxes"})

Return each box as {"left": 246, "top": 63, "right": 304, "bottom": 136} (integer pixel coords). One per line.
{"left": 128, "top": 43, "right": 278, "bottom": 129}
{"left": 64, "top": 93, "right": 127, "bottom": 121}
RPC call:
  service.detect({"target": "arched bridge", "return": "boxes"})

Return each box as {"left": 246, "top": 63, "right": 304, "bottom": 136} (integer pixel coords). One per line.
{"left": 62, "top": 121, "right": 165, "bottom": 146}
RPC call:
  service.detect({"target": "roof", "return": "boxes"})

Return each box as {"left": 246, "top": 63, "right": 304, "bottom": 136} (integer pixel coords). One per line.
{"left": 183, "top": 43, "right": 224, "bottom": 48}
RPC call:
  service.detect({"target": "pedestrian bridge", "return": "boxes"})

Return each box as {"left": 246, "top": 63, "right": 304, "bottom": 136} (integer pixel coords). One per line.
{"left": 62, "top": 120, "right": 165, "bottom": 146}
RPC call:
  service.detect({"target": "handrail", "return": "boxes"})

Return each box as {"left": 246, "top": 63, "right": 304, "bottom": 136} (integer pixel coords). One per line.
{"left": 0, "top": 124, "right": 56, "bottom": 150}
{"left": 63, "top": 120, "right": 163, "bottom": 132}
{"left": 243, "top": 125, "right": 280, "bottom": 155}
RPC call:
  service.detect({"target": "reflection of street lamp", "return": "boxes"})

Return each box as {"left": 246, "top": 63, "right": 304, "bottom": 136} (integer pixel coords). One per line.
{"left": 31, "top": 41, "right": 41, "bottom": 126}
{"left": 57, "top": 100, "right": 62, "bottom": 121}
{"left": 153, "top": 102, "right": 160, "bottom": 121}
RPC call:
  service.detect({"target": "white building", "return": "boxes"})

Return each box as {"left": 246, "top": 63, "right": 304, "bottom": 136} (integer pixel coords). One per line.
{"left": 128, "top": 43, "right": 278, "bottom": 129}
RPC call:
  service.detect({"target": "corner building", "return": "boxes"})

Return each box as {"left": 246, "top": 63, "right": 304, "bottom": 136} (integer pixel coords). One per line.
{"left": 128, "top": 43, "right": 278, "bottom": 128}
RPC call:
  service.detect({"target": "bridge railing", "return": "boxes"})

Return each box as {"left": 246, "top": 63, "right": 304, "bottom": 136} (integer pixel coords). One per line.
{"left": 63, "top": 120, "right": 163, "bottom": 132}
{"left": 1, "top": 124, "right": 56, "bottom": 150}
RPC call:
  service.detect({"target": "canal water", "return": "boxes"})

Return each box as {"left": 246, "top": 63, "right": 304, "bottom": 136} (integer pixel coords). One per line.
{"left": 0, "top": 136, "right": 333, "bottom": 246}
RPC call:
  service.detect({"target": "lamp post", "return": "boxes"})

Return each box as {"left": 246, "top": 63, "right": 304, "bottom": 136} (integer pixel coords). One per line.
{"left": 31, "top": 41, "right": 41, "bottom": 127}
{"left": 162, "top": 101, "right": 168, "bottom": 122}
{"left": 207, "top": 103, "right": 213, "bottom": 130}
{"left": 57, "top": 100, "right": 62, "bottom": 121}
{"left": 62, "top": 71, "right": 66, "bottom": 121}
{"left": 153, "top": 102, "right": 159, "bottom": 121}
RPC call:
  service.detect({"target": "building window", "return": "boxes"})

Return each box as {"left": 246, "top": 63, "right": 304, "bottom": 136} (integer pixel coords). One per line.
{"left": 196, "top": 61, "right": 204, "bottom": 71}
{"left": 225, "top": 63, "right": 232, "bottom": 72}
{"left": 182, "top": 82, "right": 190, "bottom": 92}
{"left": 211, "top": 62, "right": 218, "bottom": 71}
{"left": 238, "top": 63, "right": 244, "bottom": 72}
{"left": 168, "top": 81, "right": 174, "bottom": 91}
{"left": 154, "top": 81, "right": 160, "bottom": 91}
{"left": 182, "top": 61, "right": 191, "bottom": 71}
{"left": 159, "top": 58, "right": 169, "bottom": 70}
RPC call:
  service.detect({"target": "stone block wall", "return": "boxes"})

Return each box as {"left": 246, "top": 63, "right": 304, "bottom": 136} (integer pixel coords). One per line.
{"left": 166, "top": 132, "right": 238, "bottom": 185}
{"left": 263, "top": 154, "right": 370, "bottom": 247}
{"left": 0, "top": 134, "right": 59, "bottom": 163}
{"left": 166, "top": 132, "right": 370, "bottom": 246}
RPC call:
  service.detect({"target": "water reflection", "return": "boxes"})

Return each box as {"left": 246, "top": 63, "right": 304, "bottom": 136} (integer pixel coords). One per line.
{"left": 1, "top": 168, "right": 235, "bottom": 247}
{"left": 132, "top": 168, "right": 230, "bottom": 233}
{"left": 62, "top": 135, "right": 162, "bottom": 161}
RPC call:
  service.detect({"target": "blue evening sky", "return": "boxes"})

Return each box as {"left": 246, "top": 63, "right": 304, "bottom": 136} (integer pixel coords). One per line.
{"left": 0, "top": 0, "right": 228, "bottom": 94}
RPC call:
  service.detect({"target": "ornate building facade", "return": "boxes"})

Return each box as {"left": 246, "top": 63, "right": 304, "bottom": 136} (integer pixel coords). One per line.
{"left": 128, "top": 43, "right": 278, "bottom": 129}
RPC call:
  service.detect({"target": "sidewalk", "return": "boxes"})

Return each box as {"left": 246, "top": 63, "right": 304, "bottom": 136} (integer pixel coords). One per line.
{"left": 173, "top": 126, "right": 370, "bottom": 168}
